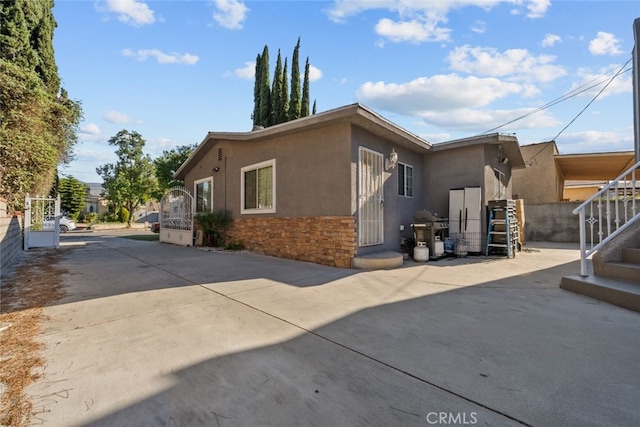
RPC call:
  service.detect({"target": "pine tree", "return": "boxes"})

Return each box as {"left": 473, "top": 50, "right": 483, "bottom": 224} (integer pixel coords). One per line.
{"left": 288, "top": 37, "right": 301, "bottom": 121}
{"left": 258, "top": 45, "right": 271, "bottom": 127}
{"left": 301, "top": 57, "right": 310, "bottom": 118}
{"left": 271, "top": 50, "right": 283, "bottom": 125}
{"left": 58, "top": 175, "right": 87, "bottom": 219}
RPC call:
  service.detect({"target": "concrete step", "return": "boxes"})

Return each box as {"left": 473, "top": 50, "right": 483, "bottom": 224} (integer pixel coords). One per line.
{"left": 352, "top": 251, "right": 404, "bottom": 270}
{"left": 601, "top": 261, "right": 640, "bottom": 284}
{"left": 561, "top": 275, "right": 640, "bottom": 312}
{"left": 622, "top": 247, "right": 640, "bottom": 264}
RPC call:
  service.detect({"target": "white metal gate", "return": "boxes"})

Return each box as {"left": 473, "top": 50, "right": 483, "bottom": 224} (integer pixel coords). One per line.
{"left": 358, "top": 147, "right": 384, "bottom": 246}
{"left": 24, "top": 194, "right": 61, "bottom": 250}
{"left": 159, "top": 187, "right": 194, "bottom": 246}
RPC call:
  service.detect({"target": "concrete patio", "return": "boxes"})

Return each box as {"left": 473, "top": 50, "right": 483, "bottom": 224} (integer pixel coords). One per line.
{"left": 17, "top": 231, "right": 640, "bottom": 426}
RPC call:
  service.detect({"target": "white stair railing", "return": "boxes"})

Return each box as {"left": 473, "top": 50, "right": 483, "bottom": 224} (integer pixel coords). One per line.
{"left": 573, "top": 160, "right": 640, "bottom": 276}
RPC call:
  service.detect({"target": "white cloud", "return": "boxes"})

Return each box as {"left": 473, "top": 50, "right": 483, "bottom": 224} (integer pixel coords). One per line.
{"left": 525, "top": 0, "right": 551, "bottom": 18}
{"left": 356, "top": 74, "right": 524, "bottom": 114}
{"left": 80, "top": 123, "right": 101, "bottom": 136}
{"left": 122, "top": 49, "right": 199, "bottom": 65}
{"left": 541, "top": 33, "right": 561, "bottom": 47}
{"left": 589, "top": 31, "right": 624, "bottom": 56}
{"left": 104, "top": 0, "right": 155, "bottom": 26}
{"left": 104, "top": 110, "right": 131, "bottom": 124}
{"left": 145, "top": 137, "right": 186, "bottom": 158}
{"left": 212, "top": 0, "right": 249, "bottom": 30}
{"left": 326, "top": 1, "right": 549, "bottom": 44}
{"left": 470, "top": 20, "right": 486, "bottom": 34}
{"left": 421, "top": 107, "right": 560, "bottom": 132}
{"left": 557, "top": 130, "right": 634, "bottom": 153}
{"left": 354, "top": 71, "right": 566, "bottom": 132}
{"left": 234, "top": 61, "right": 322, "bottom": 82}
{"left": 570, "top": 65, "right": 633, "bottom": 99}
{"left": 374, "top": 17, "right": 451, "bottom": 43}
{"left": 234, "top": 61, "right": 255, "bottom": 79}
{"left": 448, "top": 45, "right": 566, "bottom": 83}
{"left": 308, "top": 65, "right": 323, "bottom": 82}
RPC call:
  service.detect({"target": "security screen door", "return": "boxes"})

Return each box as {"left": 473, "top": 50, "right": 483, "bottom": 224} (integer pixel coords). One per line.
{"left": 358, "top": 147, "right": 384, "bottom": 246}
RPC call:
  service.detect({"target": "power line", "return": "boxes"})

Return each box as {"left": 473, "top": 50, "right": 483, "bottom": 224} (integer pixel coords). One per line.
{"left": 477, "top": 58, "right": 633, "bottom": 135}
{"left": 551, "top": 58, "right": 632, "bottom": 141}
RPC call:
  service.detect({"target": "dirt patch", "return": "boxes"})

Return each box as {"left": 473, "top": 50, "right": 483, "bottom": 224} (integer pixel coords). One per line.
{"left": 0, "top": 248, "right": 70, "bottom": 427}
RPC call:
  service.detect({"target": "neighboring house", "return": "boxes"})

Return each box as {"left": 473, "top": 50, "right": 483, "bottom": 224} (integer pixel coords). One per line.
{"left": 513, "top": 140, "right": 636, "bottom": 203}
{"left": 174, "top": 103, "right": 525, "bottom": 268}
{"left": 511, "top": 141, "right": 636, "bottom": 242}
{"left": 84, "top": 195, "right": 109, "bottom": 219}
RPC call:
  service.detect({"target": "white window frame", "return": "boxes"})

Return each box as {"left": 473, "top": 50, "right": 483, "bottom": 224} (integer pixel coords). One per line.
{"left": 398, "top": 162, "right": 413, "bottom": 198}
{"left": 194, "top": 177, "right": 213, "bottom": 213}
{"left": 241, "top": 159, "right": 276, "bottom": 214}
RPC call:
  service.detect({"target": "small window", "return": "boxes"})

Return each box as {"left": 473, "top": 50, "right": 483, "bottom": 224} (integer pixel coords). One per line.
{"left": 398, "top": 163, "right": 413, "bottom": 197}
{"left": 241, "top": 159, "right": 276, "bottom": 214}
{"left": 194, "top": 177, "right": 213, "bottom": 213}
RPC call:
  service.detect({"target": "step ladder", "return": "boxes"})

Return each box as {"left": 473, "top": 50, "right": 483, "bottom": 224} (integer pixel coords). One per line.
{"left": 486, "top": 200, "right": 519, "bottom": 258}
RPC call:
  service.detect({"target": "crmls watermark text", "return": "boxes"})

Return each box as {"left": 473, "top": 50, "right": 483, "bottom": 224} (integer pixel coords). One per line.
{"left": 426, "top": 412, "right": 478, "bottom": 425}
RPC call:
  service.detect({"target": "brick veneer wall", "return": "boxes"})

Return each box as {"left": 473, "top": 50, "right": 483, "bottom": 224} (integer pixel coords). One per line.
{"left": 228, "top": 216, "right": 357, "bottom": 268}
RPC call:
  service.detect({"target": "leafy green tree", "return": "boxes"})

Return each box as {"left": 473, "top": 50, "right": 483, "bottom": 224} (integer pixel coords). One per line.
{"left": 288, "top": 37, "right": 301, "bottom": 121}
{"left": 58, "top": 175, "right": 87, "bottom": 220}
{"left": 0, "top": 0, "right": 82, "bottom": 211}
{"left": 153, "top": 144, "right": 196, "bottom": 199}
{"left": 96, "top": 130, "right": 158, "bottom": 226}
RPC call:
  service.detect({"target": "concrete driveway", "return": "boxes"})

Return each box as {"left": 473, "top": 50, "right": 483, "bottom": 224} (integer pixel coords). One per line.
{"left": 25, "top": 231, "right": 640, "bottom": 426}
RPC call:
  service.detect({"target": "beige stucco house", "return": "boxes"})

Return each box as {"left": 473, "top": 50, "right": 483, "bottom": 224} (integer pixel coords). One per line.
{"left": 174, "top": 103, "right": 525, "bottom": 268}
{"left": 513, "top": 140, "right": 636, "bottom": 203}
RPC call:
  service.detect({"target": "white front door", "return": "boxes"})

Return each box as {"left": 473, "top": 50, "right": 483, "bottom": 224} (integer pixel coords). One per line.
{"left": 358, "top": 147, "right": 384, "bottom": 246}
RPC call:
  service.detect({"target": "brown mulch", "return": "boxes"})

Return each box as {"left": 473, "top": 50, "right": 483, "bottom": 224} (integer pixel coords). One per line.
{"left": 0, "top": 249, "right": 69, "bottom": 427}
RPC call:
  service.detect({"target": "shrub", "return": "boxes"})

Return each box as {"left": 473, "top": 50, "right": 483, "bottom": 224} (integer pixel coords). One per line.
{"left": 85, "top": 212, "right": 99, "bottom": 224}
{"left": 195, "top": 209, "right": 233, "bottom": 247}
{"left": 118, "top": 207, "right": 130, "bottom": 224}
{"left": 225, "top": 241, "right": 245, "bottom": 251}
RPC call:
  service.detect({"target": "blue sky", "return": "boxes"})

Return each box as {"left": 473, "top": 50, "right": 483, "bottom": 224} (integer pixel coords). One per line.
{"left": 53, "top": 0, "right": 638, "bottom": 183}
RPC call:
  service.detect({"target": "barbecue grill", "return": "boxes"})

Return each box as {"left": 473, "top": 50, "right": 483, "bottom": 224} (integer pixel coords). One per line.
{"left": 411, "top": 210, "right": 449, "bottom": 259}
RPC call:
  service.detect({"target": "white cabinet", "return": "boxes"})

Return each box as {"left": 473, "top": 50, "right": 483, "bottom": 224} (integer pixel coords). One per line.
{"left": 449, "top": 187, "right": 482, "bottom": 252}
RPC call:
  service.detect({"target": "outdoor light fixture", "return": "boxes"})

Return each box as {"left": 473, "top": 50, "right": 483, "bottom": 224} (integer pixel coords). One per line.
{"left": 212, "top": 167, "right": 220, "bottom": 172}
{"left": 385, "top": 148, "right": 398, "bottom": 170}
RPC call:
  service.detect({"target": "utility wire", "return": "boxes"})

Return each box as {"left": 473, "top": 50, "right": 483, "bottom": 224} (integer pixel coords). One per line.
{"left": 477, "top": 58, "right": 633, "bottom": 135}
{"left": 551, "top": 57, "right": 632, "bottom": 141}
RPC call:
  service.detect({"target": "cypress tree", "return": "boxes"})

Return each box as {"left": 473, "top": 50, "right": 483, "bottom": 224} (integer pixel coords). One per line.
{"left": 0, "top": 0, "right": 82, "bottom": 210}
{"left": 258, "top": 45, "right": 271, "bottom": 127}
{"left": 301, "top": 57, "right": 310, "bottom": 118}
{"left": 252, "top": 53, "right": 261, "bottom": 126}
{"left": 279, "top": 58, "right": 290, "bottom": 124}
{"left": 312, "top": 100, "right": 317, "bottom": 115}
{"left": 288, "top": 37, "right": 301, "bottom": 121}
{"left": 30, "top": 1, "right": 60, "bottom": 94}
{"left": 271, "top": 50, "right": 283, "bottom": 125}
